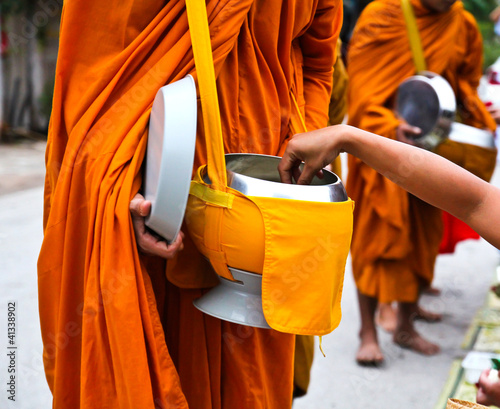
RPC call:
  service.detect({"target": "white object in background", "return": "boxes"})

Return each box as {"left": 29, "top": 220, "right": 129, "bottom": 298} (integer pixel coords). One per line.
{"left": 461, "top": 351, "right": 500, "bottom": 384}
{"left": 479, "top": 57, "right": 500, "bottom": 106}
{"left": 449, "top": 122, "right": 496, "bottom": 149}
{"left": 144, "top": 75, "right": 197, "bottom": 244}
{"left": 477, "top": 57, "right": 500, "bottom": 160}
{"left": 488, "top": 368, "right": 500, "bottom": 382}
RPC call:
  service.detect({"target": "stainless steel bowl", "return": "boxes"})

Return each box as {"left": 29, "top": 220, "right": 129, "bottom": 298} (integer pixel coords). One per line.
{"left": 396, "top": 72, "right": 495, "bottom": 150}
{"left": 194, "top": 152, "right": 348, "bottom": 328}
{"left": 396, "top": 72, "right": 456, "bottom": 150}
{"left": 204, "top": 153, "right": 348, "bottom": 202}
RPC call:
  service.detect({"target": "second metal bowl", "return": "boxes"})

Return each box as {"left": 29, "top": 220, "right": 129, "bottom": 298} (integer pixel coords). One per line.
{"left": 396, "top": 72, "right": 456, "bottom": 150}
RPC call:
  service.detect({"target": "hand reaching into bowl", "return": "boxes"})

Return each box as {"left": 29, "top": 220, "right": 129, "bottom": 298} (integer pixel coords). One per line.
{"left": 278, "top": 123, "right": 500, "bottom": 249}
{"left": 278, "top": 126, "right": 344, "bottom": 185}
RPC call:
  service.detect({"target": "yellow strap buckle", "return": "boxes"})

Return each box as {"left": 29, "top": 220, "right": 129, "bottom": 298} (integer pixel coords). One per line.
{"left": 190, "top": 181, "right": 234, "bottom": 209}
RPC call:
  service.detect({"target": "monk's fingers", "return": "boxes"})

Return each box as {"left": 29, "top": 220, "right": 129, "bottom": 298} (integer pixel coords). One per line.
{"left": 130, "top": 193, "right": 151, "bottom": 218}
{"left": 137, "top": 229, "right": 184, "bottom": 259}
{"left": 400, "top": 123, "right": 422, "bottom": 137}
{"left": 408, "top": 126, "right": 422, "bottom": 136}
{"left": 396, "top": 129, "right": 418, "bottom": 146}
{"left": 130, "top": 192, "right": 166, "bottom": 256}
{"left": 171, "top": 230, "right": 185, "bottom": 251}
{"left": 130, "top": 202, "right": 148, "bottom": 240}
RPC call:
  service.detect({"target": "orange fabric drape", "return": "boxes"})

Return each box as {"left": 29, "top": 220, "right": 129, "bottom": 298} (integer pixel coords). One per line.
{"left": 292, "top": 38, "right": 349, "bottom": 397}
{"left": 327, "top": 39, "right": 349, "bottom": 177}
{"left": 346, "top": 0, "right": 496, "bottom": 303}
{"left": 38, "top": 1, "right": 342, "bottom": 408}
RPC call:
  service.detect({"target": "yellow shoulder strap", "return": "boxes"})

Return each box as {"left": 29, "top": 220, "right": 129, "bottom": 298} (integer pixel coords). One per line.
{"left": 186, "top": 0, "right": 227, "bottom": 191}
{"left": 401, "top": 0, "right": 427, "bottom": 72}
{"left": 290, "top": 92, "right": 308, "bottom": 134}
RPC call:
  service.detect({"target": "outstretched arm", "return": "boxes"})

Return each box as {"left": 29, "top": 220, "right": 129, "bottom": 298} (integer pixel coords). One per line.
{"left": 278, "top": 124, "right": 500, "bottom": 249}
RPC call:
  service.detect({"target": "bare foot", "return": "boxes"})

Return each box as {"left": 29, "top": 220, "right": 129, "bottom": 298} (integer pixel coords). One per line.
{"left": 422, "top": 286, "right": 441, "bottom": 296}
{"left": 376, "top": 303, "right": 397, "bottom": 333}
{"left": 356, "top": 334, "right": 384, "bottom": 366}
{"left": 393, "top": 329, "right": 440, "bottom": 355}
{"left": 414, "top": 306, "right": 442, "bottom": 322}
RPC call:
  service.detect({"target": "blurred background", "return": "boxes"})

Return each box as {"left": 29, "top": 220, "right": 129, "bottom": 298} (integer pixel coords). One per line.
{"left": 1, "top": 0, "right": 60, "bottom": 143}
{"left": 1, "top": 0, "right": 498, "bottom": 143}
{"left": 0, "top": 1, "right": 499, "bottom": 409}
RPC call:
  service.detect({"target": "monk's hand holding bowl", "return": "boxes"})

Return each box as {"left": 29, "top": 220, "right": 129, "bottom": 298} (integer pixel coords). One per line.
{"left": 396, "top": 122, "right": 422, "bottom": 145}
{"left": 130, "top": 193, "right": 184, "bottom": 259}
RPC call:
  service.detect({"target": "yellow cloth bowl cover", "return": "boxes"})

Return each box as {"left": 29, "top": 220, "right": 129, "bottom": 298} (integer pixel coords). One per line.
{"left": 186, "top": 165, "right": 354, "bottom": 336}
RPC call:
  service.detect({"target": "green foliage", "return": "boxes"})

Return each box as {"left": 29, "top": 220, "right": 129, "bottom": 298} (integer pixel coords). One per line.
{"left": 492, "top": 358, "right": 500, "bottom": 370}
{"left": 477, "top": 20, "right": 500, "bottom": 69}
{"left": 463, "top": 0, "right": 498, "bottom": 20}
{"left": 463, "top": 0, "right": 500, "bottom": 69}
{"left": 0, "top": 0, "right": 23, "bottom": 15}
{"left": 1, "top": 0, "right": 39, "bottom": 15}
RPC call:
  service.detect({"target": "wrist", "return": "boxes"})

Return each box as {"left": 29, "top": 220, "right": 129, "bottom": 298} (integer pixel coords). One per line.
{"left": 336, "top": 124, "right": 358, "bottom": 155}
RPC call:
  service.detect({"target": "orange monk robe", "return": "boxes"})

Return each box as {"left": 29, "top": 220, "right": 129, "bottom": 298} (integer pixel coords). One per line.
{"left": 346, "top": 0, "right": 497, "bottom": 304}
{"left": 167, "top": 4, "right": 342, "bottom": 408}
{"left": 292, "top": 38, "right": 349, "bottom": 398}
{"left": 328, "top": 39, "right": 349, "bottom": 178}
{"left": 38, "top": 1, "right": 342, "bottom": 408}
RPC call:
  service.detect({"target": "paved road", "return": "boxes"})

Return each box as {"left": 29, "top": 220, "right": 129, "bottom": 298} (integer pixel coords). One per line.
{"left": 294, "top": 168, "right": 500, "bottom": 409}
{"left": 0, "top": 141, "right": 499, "bottom": 409}
{"left": 294, "top": 240, "right": 499, "bottom": 409}
{"left": 0, "top": 187, "right": 52, "bottom": 409}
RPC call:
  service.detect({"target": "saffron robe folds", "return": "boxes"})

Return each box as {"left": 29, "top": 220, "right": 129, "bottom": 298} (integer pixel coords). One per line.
{"left": 38, "top": 0, "right": 342, "bottom": 408}
{"left": 346, "top": 0, "right": 496, "bottom": 303}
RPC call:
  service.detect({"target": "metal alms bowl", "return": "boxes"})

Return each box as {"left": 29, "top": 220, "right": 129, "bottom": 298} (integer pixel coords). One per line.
{"left": 204, "top": 153, "right": 348, "bottom": 202}
{"left": 193, "top": 153, "right": 348, "bottom": 329}
{"left": 396, "top": 72, "right": 496, "bottom": 150}
{"left": 396, "top": 72, "right": 456, "bottom": 150}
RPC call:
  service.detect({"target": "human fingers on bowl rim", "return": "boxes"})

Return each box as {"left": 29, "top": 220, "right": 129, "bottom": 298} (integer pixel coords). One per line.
{"left": 278, "top": 135, "right": 332, "bottom": 185}
{"left": 130, "top": 193, "right": 185, "bottom": 258}
{"left": 278, "top": 154, "right": 325, "bottom": 185}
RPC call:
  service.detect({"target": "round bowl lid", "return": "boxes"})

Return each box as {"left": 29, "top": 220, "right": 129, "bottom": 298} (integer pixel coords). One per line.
{"left": 144, "top": 75, "right": 197, "bottom": 243}
{"left": 396, "top": 75, "right": 442, "bottom": 136}
{"left": 396, "top": 72, "right": 456, "bottom": 136}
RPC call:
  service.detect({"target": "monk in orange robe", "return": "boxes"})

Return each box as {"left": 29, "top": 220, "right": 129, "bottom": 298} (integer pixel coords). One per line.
{"left": 346, "top": 0, "right": 497, "bottom": 363}
{"left": 38, "top": 1, "right": 342, "bottom": 408}
{"left": 292, "top": 39, "right": 348, "bottom": 398}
